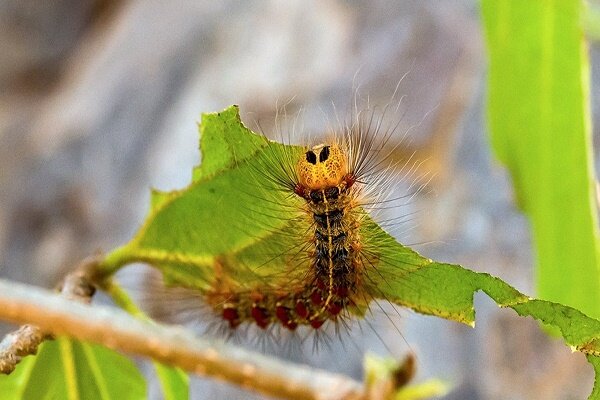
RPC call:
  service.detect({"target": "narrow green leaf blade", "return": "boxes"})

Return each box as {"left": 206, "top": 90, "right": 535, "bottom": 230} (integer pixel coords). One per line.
{"left": 481, "top": 0, "right": 600, "bottom": 318}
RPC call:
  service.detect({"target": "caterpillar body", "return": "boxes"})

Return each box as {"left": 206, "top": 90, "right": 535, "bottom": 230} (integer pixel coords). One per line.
{"left": 200, "top": 110, "right": 415, "bottom": 334}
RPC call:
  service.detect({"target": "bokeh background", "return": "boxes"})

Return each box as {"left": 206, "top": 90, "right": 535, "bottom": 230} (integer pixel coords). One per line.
{"left": 1, "top": 1, "right": 598, "bottom": 399}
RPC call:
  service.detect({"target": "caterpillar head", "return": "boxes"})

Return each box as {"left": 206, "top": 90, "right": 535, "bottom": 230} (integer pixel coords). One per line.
{"left": 296, "top": 144, "right": 348, "bottom": 190}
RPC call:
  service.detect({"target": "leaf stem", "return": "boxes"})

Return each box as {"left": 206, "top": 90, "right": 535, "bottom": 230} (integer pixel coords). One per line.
{"left": 101, "top": 278, "right": 147, "bottom": 319}
{"left": 97, "top": 245, "right": 134, "bottom": 278}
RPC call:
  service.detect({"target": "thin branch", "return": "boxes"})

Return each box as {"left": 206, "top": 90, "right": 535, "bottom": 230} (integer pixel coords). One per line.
{"left": 0, "top": 255, "right": 100, "bottom": 374}
{"left": 0, "top": 278, "right": 365, "bottom": 400}
{"left": 0, "top": 324, "right": 47, "bottom": 374}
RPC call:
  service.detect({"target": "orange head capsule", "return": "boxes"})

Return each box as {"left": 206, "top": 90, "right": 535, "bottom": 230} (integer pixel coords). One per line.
{"left": 296, "top": 144, "right": 348, "bottom": 190}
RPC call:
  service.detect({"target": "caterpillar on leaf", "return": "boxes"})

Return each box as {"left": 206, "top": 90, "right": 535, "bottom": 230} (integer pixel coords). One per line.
{"left": 126, "top": 104, "right": 431, "bottom": 344}
{"left": 204, "top": 110, "right": 418, "bottom": 334}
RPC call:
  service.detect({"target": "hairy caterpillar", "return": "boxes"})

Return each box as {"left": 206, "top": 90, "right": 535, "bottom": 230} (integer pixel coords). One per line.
{"left": 132, "top": 95, "right": 427, "bottom": 354}
{"left": 193, "top": 103, "right": 423, "bottom": 336}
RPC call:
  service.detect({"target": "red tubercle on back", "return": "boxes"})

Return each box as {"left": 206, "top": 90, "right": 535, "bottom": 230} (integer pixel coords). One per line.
{"left": 310, "top": 318, "right": 325, "bottom": 329}
{"left": 275, "top": 305, "right": 298, "bottom": 330}
{"left": 343, "top": 173, "right": 356, "bottom": 189}
{"left": 310, "top": 291, "right": 323, "bottom": 306}
{"left": 327, "top": 302, "right": 343, "bottom": 316}
{"left": 275, "top": 305, "right": 290, "bottom": 323}
{"left": 251, "top": 304, "right": 270, "bottom": 329}
{"left": 222, "top": 307, "right": 240, "bottom": 328}
{"left": 295, "top": 300, "right": 309, "bottom": 319}
{"left": 294, "top": 183, "right": 310, "bottom": 199}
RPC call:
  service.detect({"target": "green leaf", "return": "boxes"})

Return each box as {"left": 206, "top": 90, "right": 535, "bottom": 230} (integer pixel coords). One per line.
{"left": 99, "top": 105, "right": 600, "bottom": 398}
{"left": 481, "top": 0, "right": 600, "bottom": 319}
{"left": 0, "top": 338, "right": 145, "bottom": 400}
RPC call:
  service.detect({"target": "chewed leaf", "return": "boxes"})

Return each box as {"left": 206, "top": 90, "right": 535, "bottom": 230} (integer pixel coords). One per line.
{"left": 0, "top": 338, "right": 145, "bottom": 400}
{"left": 101, "top": 105, "right": 600, "bottom": 398}
{"left": 193, "top": 106, "right": 267, "bottom": 181}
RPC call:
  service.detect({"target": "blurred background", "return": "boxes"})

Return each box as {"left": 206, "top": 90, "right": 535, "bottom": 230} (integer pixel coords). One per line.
{"left": 0, "top": 1, "right": 598, "bottom": 399}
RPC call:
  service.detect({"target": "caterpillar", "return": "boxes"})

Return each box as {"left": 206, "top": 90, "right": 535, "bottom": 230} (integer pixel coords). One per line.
{"left": 196, "top": 105, "right": 420, "bottom": 336}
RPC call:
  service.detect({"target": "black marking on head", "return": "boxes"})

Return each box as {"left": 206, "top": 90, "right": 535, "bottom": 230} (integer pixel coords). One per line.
{"left": 306, "top": 150, "right": 317, "bottom": 165}
{"left": 319, "top": 146, "right": 330, "bottom": 163}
